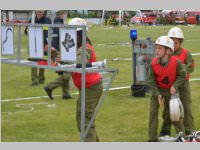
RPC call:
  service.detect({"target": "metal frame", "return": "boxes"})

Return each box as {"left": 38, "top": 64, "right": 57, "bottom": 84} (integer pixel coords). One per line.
{"left": 1, "top": 22, "right": 118, "bottom": 142}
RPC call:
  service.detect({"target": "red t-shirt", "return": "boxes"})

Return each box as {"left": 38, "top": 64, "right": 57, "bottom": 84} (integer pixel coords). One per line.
{"left": 71, "top": 43, "right": 102, "bottom": 89}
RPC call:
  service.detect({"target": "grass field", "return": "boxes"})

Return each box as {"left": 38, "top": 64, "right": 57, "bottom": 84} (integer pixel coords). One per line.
{"left": 1, "top": 24, "right": 200, "bottom": 142}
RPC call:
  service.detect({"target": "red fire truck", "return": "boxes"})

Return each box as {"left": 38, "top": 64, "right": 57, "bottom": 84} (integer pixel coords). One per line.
{"left": 185, "top": 11, "right": 200, "bottom": 24}
{"left": 130, "top": 11, "right": 159, "bottom": 25}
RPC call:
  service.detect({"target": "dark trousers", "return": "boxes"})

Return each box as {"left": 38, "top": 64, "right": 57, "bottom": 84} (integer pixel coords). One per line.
{"left": 149, "top": 90, "right": 184, "bottom": 141}
{"left": 46, "top": 72, "right": 71, "bottom": 97}
{"left": 76, "top": 80, "right": 103, "bottom": 142}
{"left": 31, "top": 67, "right": 45, "bottom": 84}
{"left": 160, "top": 80, "right": 194, "bottom": 135}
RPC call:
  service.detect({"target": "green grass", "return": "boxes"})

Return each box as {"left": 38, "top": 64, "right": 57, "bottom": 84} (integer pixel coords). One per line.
{"left": 1, "top": 24, "right": 200, "bottom": 142}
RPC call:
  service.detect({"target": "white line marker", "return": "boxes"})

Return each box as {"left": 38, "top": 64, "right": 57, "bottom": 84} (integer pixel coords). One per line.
{"left": 2, "top": 102, "right": 50, "bottom": 115}
{"left": 112, "top": 53, "right": 200, "bottom": 61}
{"left": 192, "top": 53, "right": 200, "bottom": 56}
{"left": 1, "top": 78, "right": 200, "bottom": 102}
{"left": 189, "top": 78, "right": 200, "bottom": 81}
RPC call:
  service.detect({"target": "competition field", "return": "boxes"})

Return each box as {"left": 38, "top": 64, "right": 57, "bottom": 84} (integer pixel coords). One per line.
{"left": 1, "top": 25, "right": 200, "bottom": 142}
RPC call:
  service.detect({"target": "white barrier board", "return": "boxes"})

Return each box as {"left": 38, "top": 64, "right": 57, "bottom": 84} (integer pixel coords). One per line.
{"left": 1, "top": 26, "right": 14, "bottom": 55}
{"left": 28, "top": 27, "right": 44, "bottom": 58}
{"left": 59, "top": 28, "right": 77, "bottom": 62}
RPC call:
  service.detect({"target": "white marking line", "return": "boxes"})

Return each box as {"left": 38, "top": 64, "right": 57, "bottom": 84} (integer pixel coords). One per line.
{"left": 1, "top": 78, "right": 200, "bottom": 102}
{"left": 1, "top": 93, "right": 78, "bottom": 102}
{"left": 112, "top": 53, "right": 200, "bottom": 61}
{"left": 192, "top": 53, "right": 200, "bottom": 56}
{"left": 190, "top": 78, "right": 200, "bottom": 81}
{"left": 2, "top": 102, "right": 51, "bottom": 115}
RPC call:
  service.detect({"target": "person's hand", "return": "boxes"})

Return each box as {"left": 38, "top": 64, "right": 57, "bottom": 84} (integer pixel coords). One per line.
{"left": 44, "top": 45, "right": 57, "bottom": 52}
{"left": 158, "top": 95, "right": 164, "bottom": 106}
{"left": 55, "top": 54, "right": 61, "bottom": 64}
{"left": 170, "top": 86, "right": 176, "bottom": 95}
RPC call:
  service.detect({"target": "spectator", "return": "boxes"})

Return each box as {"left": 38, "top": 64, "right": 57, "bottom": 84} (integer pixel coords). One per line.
{"left": 24, "top": 10, "right": 51, "bottom": 86}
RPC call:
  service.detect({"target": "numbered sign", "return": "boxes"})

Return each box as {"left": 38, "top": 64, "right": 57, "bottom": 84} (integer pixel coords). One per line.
{"left": 28, "top": 27, "right": 44, "bottom": 58}
{"left": 1, "top": 26, "right": 14, "bottom": 55}
{"left": 59, "top": 28, "right": 77, "bottom": 62}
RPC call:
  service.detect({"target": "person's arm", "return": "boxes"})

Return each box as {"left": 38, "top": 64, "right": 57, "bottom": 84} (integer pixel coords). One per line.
{"left": 76, "top": 47, "right": 92, "bottom": 64}
{"left": 185, "top": 51, "right": 195, "bottom": 74}
{"left": 146, "top": 64, "right": 160, "bottom": 97}
{"left": 172, "top": 59, "right": 187, "bottom": 90}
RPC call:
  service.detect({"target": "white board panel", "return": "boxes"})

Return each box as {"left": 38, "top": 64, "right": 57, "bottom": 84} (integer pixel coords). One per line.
{"left": 59, "top": 28, "right": 77, "bottom": 62}
{"left": 28, "top": 27, "right": 44, "bottom": 58}
{"left": 1, "top": 26, "right": 14, "bottom": 55}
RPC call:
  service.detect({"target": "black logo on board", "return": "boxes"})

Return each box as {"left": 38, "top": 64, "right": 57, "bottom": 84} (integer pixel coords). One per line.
{"left": 62, "top": 33, "right": 75, "bottom": 52}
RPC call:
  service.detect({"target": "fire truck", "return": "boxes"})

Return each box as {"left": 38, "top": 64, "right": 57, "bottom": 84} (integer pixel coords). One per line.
{"left": 185, "top": 10, "right": 200, "bottom": 24}
{"left": 130, "top": 11, "right": 159, "bottom": 25}
{"left": 161, "top": 10, "right": 186, "bottom": 24}
{"left": 174, "top": 10, "right": 186, "bottom": 24}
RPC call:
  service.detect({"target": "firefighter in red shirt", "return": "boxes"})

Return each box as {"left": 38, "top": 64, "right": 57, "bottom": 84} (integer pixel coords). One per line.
{"left": 147, "top": 35, "right": 186, "bottom": 142}
{"left": 68, "top": 18, "right": 103, "bottom": 142}
{"left": 160, "top": 27, "right": 195, "bottom": 136}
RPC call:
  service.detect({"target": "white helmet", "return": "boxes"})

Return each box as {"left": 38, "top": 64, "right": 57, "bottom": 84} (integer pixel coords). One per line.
{"left": 155, "top": 35, "right": 174, "bottom": 51}
{"left": 169, "top": 93, "right": 184, "bottom": 122}
{"left": 168, "top": 27, "right": 184, "bottom": 39}
{"left": 68, "top": 18, "right": 88, "bottom": 31}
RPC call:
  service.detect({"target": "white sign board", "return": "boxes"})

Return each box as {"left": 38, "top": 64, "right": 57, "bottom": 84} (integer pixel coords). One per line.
{"left": 59, "top": 28, "right": 77, "bottom": 62}
{"left": 28, "top": 27, "right": 44, "bottom": 58}
{"left": 1, "top": 26, "right": 14, "bottom": 55}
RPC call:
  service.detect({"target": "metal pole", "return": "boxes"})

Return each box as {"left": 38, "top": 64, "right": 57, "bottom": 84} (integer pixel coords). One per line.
{"left": 80, "top": 26, "right": 87, "bottom": 142}
{"left": 47, "top": 11, "right": 55, "bottom": 66}
{"left": 2, "top": 11, "right": 7, "bottom": 23}
{"left": 83, "top": 70, "right": 118, "bottom": 138}
{"left": 17, "top": 25, "right": 21, "bottom": 63}
{"left": 119, "top": 10, "right": 122, "bottom": 26}
{"left": 101, "top": 10, "right": 105, "bottom": 25}
{"left": 139, "top": 10, "right": 144, "bottom": 25}
{"left": 31, "top": 11, "right": 35, "bottom": 24}
{"left": 47, "top": 28, "right": 52, "bottom": 66}
{"left": 132, "top": 41, "right": 136, "bottom": 85}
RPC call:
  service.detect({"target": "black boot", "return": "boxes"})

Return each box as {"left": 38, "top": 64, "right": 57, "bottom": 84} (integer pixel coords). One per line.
{"left": 62, "top": 95, "right": 72, "bottom": 100}
{"left": 44, "top": 87, "right": 54, "bottom": 100}
{"left": 147, "top": 139, "right": 158, "bottom": 142}
{"left": 160, "top": 131, "right": 171, "bottom": 137}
